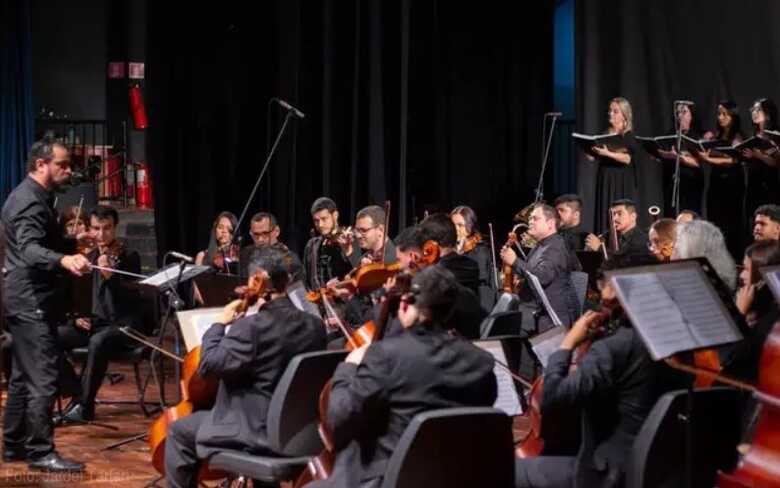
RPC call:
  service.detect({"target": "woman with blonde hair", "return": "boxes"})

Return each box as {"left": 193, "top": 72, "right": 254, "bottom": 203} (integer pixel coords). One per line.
{"left": 648, "top": 218, "right": 676, "bottom": 262}
{"left": 590, "top": 97, "right": 641, "bottom": 232}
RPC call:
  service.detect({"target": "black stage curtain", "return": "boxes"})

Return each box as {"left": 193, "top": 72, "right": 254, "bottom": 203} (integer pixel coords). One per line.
{"left": 576, "top": 0, "right": 780, "bottom": 232}
{"left": 147, "top": 1, "right": 553, "bottom": 259}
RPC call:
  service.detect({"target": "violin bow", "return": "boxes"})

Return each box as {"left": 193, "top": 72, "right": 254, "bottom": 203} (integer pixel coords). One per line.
{"left": 320, "top": 291, "right": 360, "bottom": 350}
{"left": 380, "top": 201, "right": 391, "bottom": 265}
{"left": 488, "top": 223, "right": 500, "bottom": 289}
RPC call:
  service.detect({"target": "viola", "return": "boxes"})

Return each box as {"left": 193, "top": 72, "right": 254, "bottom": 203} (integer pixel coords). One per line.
{"left": 516, "top": 300, "right": 622, "bottom": 459}
{"left": 146, "top": 272, "right": 267, "bottom": 479}
{"left": 459, "top": 232, "right": 483, "bottom": 254}
{"left": 212, "top": 243, "right": 240, "bottom": 273}
{"left": 502, "top": 226, "right": 524, "bottom": 294}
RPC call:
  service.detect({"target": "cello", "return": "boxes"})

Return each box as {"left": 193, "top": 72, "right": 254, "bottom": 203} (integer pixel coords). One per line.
{"left": 125, "top": 271, "right": 268, "bottom": 479}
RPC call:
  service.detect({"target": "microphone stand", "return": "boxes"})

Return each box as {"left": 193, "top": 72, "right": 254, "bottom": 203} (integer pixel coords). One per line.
{"left": 534, "top": 114, "right": 560, "bottom": 203}
{"left": 232, "top": 109, "right": 297, "bottom": 250}
{"left": 671, "top": 102, "right": 684, "bottom": 215}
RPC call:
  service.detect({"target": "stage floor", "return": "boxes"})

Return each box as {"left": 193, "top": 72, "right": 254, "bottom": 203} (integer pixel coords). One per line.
{"left": 0, "top": 360, "right": 530, "bottom": 486}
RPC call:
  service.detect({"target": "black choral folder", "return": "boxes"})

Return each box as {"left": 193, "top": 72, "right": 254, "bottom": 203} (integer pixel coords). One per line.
{"left": 605, "top": 259, "right": 742, "bottom": 360}
{"left": 572, "top": 132, "right": 627, "bottom": 154}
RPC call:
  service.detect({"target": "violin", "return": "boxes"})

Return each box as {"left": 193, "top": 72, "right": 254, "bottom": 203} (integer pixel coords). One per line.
{"left": 212, "top": 243, "right": 240, "bottom": 273}
{"left": 306, "top": 262, "right": 402, "bottom": 304}
{"left": 517, "top": 299, "right": 623, "bottom": 459}
{"left": 502, "top": 226, "right": 525, "bottom": 294}
{"left": 146, "top": 272, "right": 268, "bottom": 479}
{"left": 459, "top": 232, "right": 483, "bottom": 254}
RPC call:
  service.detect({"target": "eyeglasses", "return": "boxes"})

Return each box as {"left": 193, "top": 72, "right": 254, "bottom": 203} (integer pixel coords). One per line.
{"left": 355, "top": 226, "right": 378, "bottom": 235}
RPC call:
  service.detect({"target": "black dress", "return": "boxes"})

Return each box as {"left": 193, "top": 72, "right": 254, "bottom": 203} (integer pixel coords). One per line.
{"left": 705, "top": 135, "right": 744, "bottom": 258}
{"left": 594, "top": 131, "right": 639, "bottom": 232}
{"left": 743, "top": 132, "right": 780, "bottom": 230}
{"left": 659, "top": 129, "right": 704, "bottom": 216}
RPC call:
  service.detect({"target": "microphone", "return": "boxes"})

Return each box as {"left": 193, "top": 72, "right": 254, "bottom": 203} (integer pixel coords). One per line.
{"left": 545, "top": 112, "right": 563, "bottom": 117}
{"left": 273, "top": 98, "right": 305, "bottom": 119}
{"left": 168, "top": 251, "right": 194, "bottom": 263}
{"left": 674, "top": 100, "right": 695, "bottom": 106}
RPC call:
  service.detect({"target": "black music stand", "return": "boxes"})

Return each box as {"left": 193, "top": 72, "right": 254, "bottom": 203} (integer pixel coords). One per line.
{"left": 193, "top": 271, "right": 243, "bottom": 307}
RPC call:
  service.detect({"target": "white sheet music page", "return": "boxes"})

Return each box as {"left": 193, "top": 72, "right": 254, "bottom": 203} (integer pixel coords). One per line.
{"left": 474, "top": 340, "right": 523, "bottom": 416}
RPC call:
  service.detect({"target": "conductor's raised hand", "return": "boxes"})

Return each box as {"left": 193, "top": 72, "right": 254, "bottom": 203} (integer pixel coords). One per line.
{"left": 61, "top": 254, "right": 91, "bottom": 276}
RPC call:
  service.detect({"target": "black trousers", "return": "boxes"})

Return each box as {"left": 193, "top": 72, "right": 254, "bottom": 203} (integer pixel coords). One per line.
{"left": 165, "top": 410, "right": 209, "bottom": 488}
{"left": 515, "top": 456, "right": 575, "bottom": 488}
{"left": 57, "top": 323, "right": 130, "bottom": 411}
{"left": 3, "top": 309, "right": 60, "bottom": 458}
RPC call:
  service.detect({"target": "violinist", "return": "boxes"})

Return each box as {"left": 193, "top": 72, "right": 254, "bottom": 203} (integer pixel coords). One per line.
{"left": 515, "top": 253, "right": 687, "bottom": 488}
{"left": 451, "top": 205, "right": 496, "bottom": 311}
{"left": 554, "top": 194, "right": 588, "bottom": 253}
{"left": 56, "top": 205, "right": 142, "bottom": 424}
{"left": 343, "top": 205, "right": 397, "bottom": 268}
{"left": 164, "top": 246, "right": 325, "bottom": 488}
{"left": 195, "top": 211, "right": 239, "bottom": 274}
{"left": 585, "top": 199, "right": 649, "bottom": 257}
{"left": 59, "top": 206, "right": 88, "bottom": 239}
{"left": 500, "top": 204, "right": 581, "bottom": 331}
{"left": 302, "top": 197, "right": 353, "bottom": 291}
{"left": 647, "top": 218, "right": 676, "bottom": 262}
{"left": 239, "top": 212, "right": 303, "bottom": 282}
{"left": 306, "top": 266, "right": 497, "bottom": 488}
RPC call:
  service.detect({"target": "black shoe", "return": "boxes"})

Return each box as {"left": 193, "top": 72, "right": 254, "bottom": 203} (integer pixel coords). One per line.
{"left": 2, "top": 450, "right": 27, "bottom": 462}
{"left": 55, "top": 403, "right": 94, "bottom": 424}
{"left": 28, "top": 452, "right": 85, "bottom": 472}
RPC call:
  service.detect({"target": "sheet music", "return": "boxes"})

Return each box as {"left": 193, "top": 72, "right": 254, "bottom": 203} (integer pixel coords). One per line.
{"left": 140, "top": 263, "right": 211, "bottom": 287}
{"left": 529, "top": 325, "right": 567, "bottom": 369}
{"left": 475, "top": 340, "right": 523, "bottom": 416}
{"left": 609, "top": 261, "right": 742, "bottom": 360}
{"left": 524, "top": 271, "right": 562, "bottom": 327}
{"left": 176, "top": 308, "right": 223, "bottom": 352}
{"left": 287, "top": 281, "right": 322, "bottom": 318}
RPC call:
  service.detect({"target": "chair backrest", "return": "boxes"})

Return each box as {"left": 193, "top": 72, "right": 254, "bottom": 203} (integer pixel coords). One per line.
{"left": 570, "top": 271, "right": 589, "bottom": 315}
{"left": 626, "top": 387, "right": 742, "bottom": 488}
{"left": 265, "top": 349, "right": 347, "bottom": 456}
{"left": 480, "top": 310, "right": 524, "bottom": 339}
{"left": 490, "top": 291, "right": 520, "bottom": 315}
{"left": 380, "top": 407, "right": 514, "bottom": 488}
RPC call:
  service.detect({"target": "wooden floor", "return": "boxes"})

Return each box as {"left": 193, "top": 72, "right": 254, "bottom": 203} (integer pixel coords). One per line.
{"left": 0, "top": 362, "right": 531, "bottom": 487}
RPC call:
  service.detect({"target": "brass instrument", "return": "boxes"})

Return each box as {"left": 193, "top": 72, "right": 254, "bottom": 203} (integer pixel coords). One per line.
{"left": 513, "top": 203, "right": 540, "bottom": 248}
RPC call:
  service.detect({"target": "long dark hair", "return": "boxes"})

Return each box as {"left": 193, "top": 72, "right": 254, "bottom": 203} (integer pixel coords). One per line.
{"left": 752, "top": 98, "right": 778, "bottom": 133}
{"left": 205, "top": 211, "right": 238, "bottom": 263}
{"left": 671, "top": 101, "right": 702, "bottom": 136}
{"left": 450, "top": 205, "right": 479, "bottom": 236}
{"left": 714, "top": 100, "right": 742, "bottom": 143}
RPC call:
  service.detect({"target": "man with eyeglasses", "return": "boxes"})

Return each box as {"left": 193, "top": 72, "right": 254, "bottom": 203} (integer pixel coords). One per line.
{"left": 240, "top": 212, "right": 303, "bottom": 282}
{"left": 2, "top": 139, "right": 91, "bottom": 472}
{"left": 342, "top": 205, "right": 397, "bottom": 268}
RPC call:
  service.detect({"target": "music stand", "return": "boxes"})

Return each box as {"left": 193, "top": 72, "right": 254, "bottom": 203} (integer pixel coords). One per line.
{"left": 762, "top": 264, "right": 780, "bottom": 302}
{"left": 606, "top": 259, "right": 743, "bottom": 488}
{"left": 193, "top": 271, "right": 243, "bottom": 307}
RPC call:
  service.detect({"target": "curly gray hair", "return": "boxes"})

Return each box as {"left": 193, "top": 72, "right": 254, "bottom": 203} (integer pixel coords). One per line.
{"left": 672, "top": 220, "right": 737, "bottom": 290}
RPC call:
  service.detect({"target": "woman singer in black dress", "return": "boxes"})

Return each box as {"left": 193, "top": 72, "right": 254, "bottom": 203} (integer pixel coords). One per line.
{"left": 743, "top": 98, "right": 780, "bottom": 220}
{"left": 699, "top": 100, "right": 744, "bottom": 256}
{"left": 589, "top": 97, "right": 640, "bottom": 232}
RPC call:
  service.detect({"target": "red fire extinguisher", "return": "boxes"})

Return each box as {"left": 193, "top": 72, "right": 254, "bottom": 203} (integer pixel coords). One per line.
{"left": 129, "top": 84, "right": 148, "bottom": 130}
{"left": 136, "top": 162, "right": 153, "bottom": 209}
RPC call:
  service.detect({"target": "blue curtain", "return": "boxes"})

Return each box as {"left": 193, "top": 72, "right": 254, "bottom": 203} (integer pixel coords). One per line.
{"left": 0, "top": 0, "right": 34, "bottom": 203}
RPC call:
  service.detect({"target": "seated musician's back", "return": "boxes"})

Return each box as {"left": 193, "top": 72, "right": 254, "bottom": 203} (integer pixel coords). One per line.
{"left": 164, "top": 246, "right": 326, "bottom": 488}
{"left": 309, "top": 266, "right": 498, "bottom": 488}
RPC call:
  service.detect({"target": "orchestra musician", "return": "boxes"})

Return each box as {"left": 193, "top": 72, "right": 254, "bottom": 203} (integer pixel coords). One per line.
{"left": 195, "top": 211, "right": 239, "bottom": 274}
{"left": 343, "top": 205, "right": 397, "bottom": 267}
{"left": 2, "top": 139, "right": 91, "bottom": 472}
{"left": 164, "top": 246, "right": 326, "bottom": 488}
{"left": 752, "top": 204, "right": 780, "bottom": 242}
{"left": 553, "top": 194, "right": 588, "bottom": 252}
{"left": 671, "top": 219, "right": 737, "bottom": 290}
{"left": 56, "top": 205, "right": 142, "bottom": 424}
{"left": 585, "top": 199, "right": 649, "bottom": 257}
{"left": 450, "top": 205, "right": 497, "bottom": 310}
{"left": 302, "top": 197, "right": 353, "bottom": 291}
{"left": 306, "top": 266, "right": 497, "bottom": 488}
{"left": 500, "top": 204, "right": 581, "bottom": 331}
{"left": 514, "top": 253, "right": 687, "bottom": 488}
{"left": 239, "top": 211, "right": 303, "bottom": 282}
{"left": 647, "top": 218, "right": 676, "bottom": 262}
{"left": 675, "top": 209, "right": 698, "bottom": 223}
{"left": 59, "top": 206, "right": 88, "bottom": 238}
{"left": 700, "top": 100, "right": 744, "bottom": 256}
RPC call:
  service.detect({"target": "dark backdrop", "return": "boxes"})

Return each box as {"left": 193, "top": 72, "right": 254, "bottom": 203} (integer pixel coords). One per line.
{"left": 147, "top": 1, "right": 553, "bottom": 258}
{"left": 576, "top": 0, "right": 780, "bottom": 231}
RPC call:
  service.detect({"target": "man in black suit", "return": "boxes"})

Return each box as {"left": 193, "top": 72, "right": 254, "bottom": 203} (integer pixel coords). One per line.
{"left": 501, "top": 204, "right": 581, "bottom": 332}
{"left": 554, "top": 194, "right": 589, "bottom": 253}
{"left": 164, "top": 247, "right": 326, "bottom": 488}
{"left": 515, "top": 254, "right": 686, "bottom": 488}
{"left": 57, "top": 205, "right": 143, "bottom": 423}
{"left": 585, "top": 199, "right": 649, "bottom": 257}
{"left": 309, "top": 266, "right": 498, "bottom": 488}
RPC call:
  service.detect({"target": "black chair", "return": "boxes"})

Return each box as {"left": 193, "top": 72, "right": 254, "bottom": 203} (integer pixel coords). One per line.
{"left": 490, "top": 291, "right": 520, "bottom": 314}
{"left": 624, "top": 387, "right": 742, "bottom": 488}
{"left": 480, "top": 310, "right": 524, "bottom": 339}
{"left": 570, "top": 270, "right": 589, "bottom": 316}
{"left": 207, "top": 349, "right": 347, "bottom": 487}
{"left": 380, "top": 407, "right": 514, "bottom": 488}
